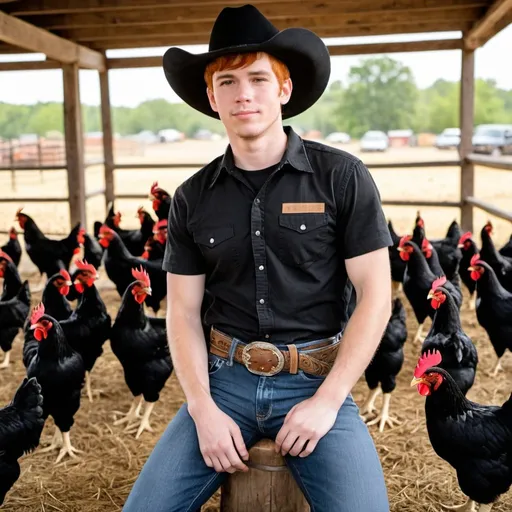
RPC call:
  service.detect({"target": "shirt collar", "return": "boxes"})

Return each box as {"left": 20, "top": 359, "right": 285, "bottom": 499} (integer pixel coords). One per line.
{"left": 208, "top": 126, "right": 314, "bottom": 189}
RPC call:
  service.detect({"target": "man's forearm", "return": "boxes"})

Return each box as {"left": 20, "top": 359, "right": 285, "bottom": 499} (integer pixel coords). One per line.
{"left": 167, "top": 308, "right": 213, "bottom": 415}
{"left": 316, "top": 295, "right": 390, "bottom": 408}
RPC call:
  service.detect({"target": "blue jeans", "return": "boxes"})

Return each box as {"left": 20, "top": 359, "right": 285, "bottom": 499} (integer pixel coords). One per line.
{"left": 123, "top": 339, "right": 389, "bottom": 512}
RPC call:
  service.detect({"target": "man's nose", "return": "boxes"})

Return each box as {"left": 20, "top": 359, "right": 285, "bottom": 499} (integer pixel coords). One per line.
{"left": 235, "top": 81, "right": 253, "bottom": 102}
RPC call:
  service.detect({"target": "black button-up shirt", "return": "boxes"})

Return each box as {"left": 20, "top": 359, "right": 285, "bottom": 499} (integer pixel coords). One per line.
{"left": 163, "top": 127, "right": 392, "bottom": 344}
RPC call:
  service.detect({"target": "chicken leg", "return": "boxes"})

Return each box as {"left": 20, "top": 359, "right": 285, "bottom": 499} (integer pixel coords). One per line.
{"left": 413, "top": 323, "right": 425, "bottom": 344}
{"left": 55, "top": 431, "right": 83, "bottom": 464}
{"left": 442, "top": 499, "right": 477, "bottom": 511}
{"left": 468, "top": 295, "right": 476, "bottom": 311}
{"left": 0, "top": 351, "right": 10, "bottom": 369}
{"left": 38, "top": 426, "right": 63, "bottom": 453}
{"left": 360, "top": 388, "right": 381, "bottom": 420}
{"left": 125, "top": 401, "right": 156, "bottom": 439}
{"left": 113, "top": 396, "right": 143, "bottom": 428}
{"left": 85, "top": 371, "right": 103, "bottom": 403}
{"left": 366, "top": 393, "right": 401, "bottom": 432}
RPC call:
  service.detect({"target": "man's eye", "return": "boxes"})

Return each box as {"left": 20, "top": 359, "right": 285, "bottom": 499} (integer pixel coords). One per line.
{"left": 253, "top": 78, "right": 266, "bottom": 82}
{"left": 220, "top": 80, "right": 233, "bottom": 86}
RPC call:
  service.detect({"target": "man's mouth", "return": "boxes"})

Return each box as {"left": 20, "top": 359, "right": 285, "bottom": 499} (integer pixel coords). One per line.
{"left": 233, "top": 110, "right": 258, "bottom": 117}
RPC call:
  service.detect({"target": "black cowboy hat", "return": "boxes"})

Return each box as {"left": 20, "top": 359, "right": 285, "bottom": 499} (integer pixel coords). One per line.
{"left": 162, "top": 4, "right": 331, "bottom": 120}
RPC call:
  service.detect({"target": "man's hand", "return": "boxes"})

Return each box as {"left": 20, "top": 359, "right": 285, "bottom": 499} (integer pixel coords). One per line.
{"left": 274, "top": 394, "right": 339, "bottom": 458}
{"left": 190, "top": 399, "right": 249, "bottom": 473}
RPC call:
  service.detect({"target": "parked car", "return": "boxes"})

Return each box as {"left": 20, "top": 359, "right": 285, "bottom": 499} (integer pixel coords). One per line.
{"left": 360, "top": 131, "right": 389, "bottom": 152}
{"left": 158, "top": 128, "right": 184, "bottom": 143}
{"left": 435, "top": 128, "right": 460, "bottom": 149}
{"left": 472, "top": 124, "right": 512, "bottom": 157}
{"left": 325, "top": 132, "right": 351, "bottom": 144}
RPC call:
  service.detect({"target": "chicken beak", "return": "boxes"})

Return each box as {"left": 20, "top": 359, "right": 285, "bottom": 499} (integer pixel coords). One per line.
{"left": 457, "top": 243, "right": 464, "bottom": 249}
{"left": 148, "top": 194, "right": 156, "bottom": 201}
{"left": 427, "top": 291, "right": 434, "bottom": 300}
{"left": 410, "top": 377, "right": 426, "bottom": 387}
{"left": 144, "top": 287, "right": 152, "bottom": 296}
{"left": 467, "top": 266, "right": 475, "bottom": 272}
{"left": 397, "top": 247, "right": 404, "bottom": 252}
{"left": 65, "top": 280, "right": 73, "bottom": 286}
{"left": 29, "top": 322, "right": 40, "bottom": 331}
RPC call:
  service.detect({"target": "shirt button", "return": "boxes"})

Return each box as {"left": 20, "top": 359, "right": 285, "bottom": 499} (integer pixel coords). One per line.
{"left": 209, "top": 237, "right": 215, "bottom": 244}
{"left": 265, "top": 334, "right": 270, "bottom": 339}
{"left": 259, "top": 265, "right": 264, "bottom": 271}
{"left": 255, "top": 198, "right": 260, "bottom": 204}
{"left": 300, "top": 224, "right": 306, "bottom": 231}
{"left": 259, "top": 299, "right": 265, "bottom": 304}
{"left": 255, "top": 230, "right": 261, "bottom": 236}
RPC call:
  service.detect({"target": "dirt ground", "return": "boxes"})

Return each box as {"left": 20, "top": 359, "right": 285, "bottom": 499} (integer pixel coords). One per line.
{"left": 1, "top": 141, "right": 512, "bottom": 511}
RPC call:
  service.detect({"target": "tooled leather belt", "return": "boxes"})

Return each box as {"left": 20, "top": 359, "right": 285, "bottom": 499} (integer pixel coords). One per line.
{"left": 209, "top": 327, "right": 340, "bottom": 377}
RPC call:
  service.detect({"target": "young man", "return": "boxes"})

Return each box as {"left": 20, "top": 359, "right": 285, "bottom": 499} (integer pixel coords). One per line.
{"left": 123, "top": 5, "right": 392, "bottom": 511}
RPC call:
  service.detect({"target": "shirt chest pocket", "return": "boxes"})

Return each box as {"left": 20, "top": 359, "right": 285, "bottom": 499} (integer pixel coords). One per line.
{"left": 277, "top": 213, "right": 329, "bottom": 266}
{"left": 193, "top": 226, "right": 239, "bottom": 271}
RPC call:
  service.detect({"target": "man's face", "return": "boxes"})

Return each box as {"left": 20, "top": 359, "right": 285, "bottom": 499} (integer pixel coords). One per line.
{"left": 207, "top": 54, "right": 292, "bottom": 140}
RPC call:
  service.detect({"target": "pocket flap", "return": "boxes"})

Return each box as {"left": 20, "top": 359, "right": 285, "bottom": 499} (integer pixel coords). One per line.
{"left": 279, "top": 213, "right": 327, "bottom": 234}
{"left": 194, "top": 226, "right": 234, "bottom": 247}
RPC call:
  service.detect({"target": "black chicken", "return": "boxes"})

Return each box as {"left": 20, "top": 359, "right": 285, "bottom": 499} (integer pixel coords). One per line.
{"left": 149, "top": 181, "right": 172, "bottom": 222}
{"left": 1, "top": 227, "right": 22, "bottom": 268}
{"left": 398, "top": 236, "right": 462, "bottom": 343}
{"left": 423, "top": 278, "right": 477, "bottom": 395}
{"left": 0, "top": 377, "right": 44, "bottom": 506}
{"left": 468, "top": 254, "right": 512, "bottom": 377}
{"left": 60, "top": 260, "right": 111, "bottom": 403}
{"left": 15, "top": 209, "right": 81, "bottom": 288}
{"left": 360, "top": 297, "right": 407, "bottom": 432}
{"left": 479, "top": 221, "right": 512, "bottom": 292}
{"left": 78, "top": 227, "right": 103, "bottom": 270}
{"left": 25, "top": 303, "right": 85, "bottom": 464}
{"left": 430, "top": 219, "right": 462, "bottom": 281}
{"left": 499, "top": 234, "right": 512, "bottom": 258}
{"left": 457, "top": 231, "right": 479, "bottom": 310}
{"left": 387, "top": 220, "right": 406, "bottom": 294}
{"left": 110, "top": 267, "right": 172, "bottom": 438}
{"left": 412, "top": 349, "right": 512, "bottom": 512}
{"left": 0, "top": 253, "right": 31, "bottom": 369}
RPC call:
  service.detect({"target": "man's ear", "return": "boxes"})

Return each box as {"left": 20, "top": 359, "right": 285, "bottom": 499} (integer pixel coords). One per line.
{"left": 207, "top": 87, "right": 219, "bottom": 113}
{"left": 280, "top": 78, "right": 293, "bottom": 106}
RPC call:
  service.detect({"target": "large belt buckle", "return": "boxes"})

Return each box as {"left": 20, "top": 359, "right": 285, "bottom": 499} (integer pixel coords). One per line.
{"left": 241, "top": 341, "right": 285, "bottom": 376}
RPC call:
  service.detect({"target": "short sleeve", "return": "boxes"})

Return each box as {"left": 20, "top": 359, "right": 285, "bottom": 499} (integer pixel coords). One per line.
{"left": 162, "top": 186, "right": 206, "bottom": 275}
{"left": 337, "top": 160, "right": 392, "bottom": 260}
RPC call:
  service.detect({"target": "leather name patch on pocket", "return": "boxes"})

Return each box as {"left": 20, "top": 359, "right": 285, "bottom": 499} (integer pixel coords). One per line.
{"left": 282, "top": 203, "right": 325, "bottom": 214}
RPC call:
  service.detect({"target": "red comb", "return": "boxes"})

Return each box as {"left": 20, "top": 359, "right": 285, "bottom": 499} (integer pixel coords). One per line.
{"left": 458, "top": 231, "right": 472, "bottom": 244}
{"left": 414, "top": 349, "right": 442, "bottom": 378}
{"left": 59, "top": 269, "right": 71, "bottom": 281}
{"left": 137, "top": 206, "right": 145, "bottom": 214}
{"left": 470, "top": 253, "right": 481, "bottom": 267}
{"left": 155, "top": 219, "right": 167, "bottom": 230}
{"left": 0, "top": 250, "right": 13, "bottom": 264}
{"left": 431, "top": 275, "right": 447, "bottom": 290}
{"left": 75, "top": 259, "right": 97, "bottom": 275}
{"left": 150, "top": 181, "right": 160, "bottom": 195}
{"left": 15, "top": 207, "right": 23, "bottom": 216}
{"left": 398, "top": 235, "right": 412, "bottom": 248}
{"left": 131, "top": 266, "right": 150, "bottom": 287}
{"left": 30, "top": 303, "right": 45, "bottom": 325}
{"left": 99, "top": 224, "right": 113, "bottom": 235}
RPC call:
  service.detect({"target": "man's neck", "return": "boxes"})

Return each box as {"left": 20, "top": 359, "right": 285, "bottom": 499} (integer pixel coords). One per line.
{"left": 229, "top": 123, "right": 288, "bottom": 171}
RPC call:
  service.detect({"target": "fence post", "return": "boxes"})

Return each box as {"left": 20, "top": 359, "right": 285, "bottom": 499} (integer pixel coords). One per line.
{"left": 38, "top": 135, "right": 44, "bottom": 183}
{"left": 9, "top": 138, "right": 16, "bottom": 192}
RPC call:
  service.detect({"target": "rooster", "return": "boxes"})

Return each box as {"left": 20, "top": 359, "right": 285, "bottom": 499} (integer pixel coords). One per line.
{"left": 25, "top": 303, "right": 85, "bottom": 464}
{"left": 99, "top": 225, "right": 166, "bottom": 314}
{"left": 60, "top": 260, "right": 111, "bottom": 403}
{"left": 1, "top": 228, "right": 21, "bottom": 268}
{"left": 423, "top": 276, "right": 478, "bottom": 395}
{"left": 412, "top": 349, "right": 512, "bottom": 512}
{"left": 398, "top": 236, "right": 462, "bottom": 343}
{"left": 479, "top": 221, "right": 512, "bottom": 292}
{"left": 78, "top": 227, "right": 103, "bottom": 270}
{"left": 387, "top": 220, "right": 406, "bottom": 296}
{"left": 468, "top": 254, "right": 512, "bottom": 376}
{"left": 0, "top": 377, "right": 44, "bottom": 506}
{"left": 15, "top": 209, "right": 81, "bottom": 290}
{"left": 141, "top": 219, "right": 167, "bottom": 262}
{"left": 149, "top": 181, "right": 172, "bottom": 222}
{"left": 0, "top": 252, "right": 31, "bottom": 369}
{"left": 458, "top": 232, "right": 479, "bottom": 310}
{"left": 110, "top": 267, "right": 172, "bottom": 438}
{"left": 360, "top": 297, "right": 407, "bottom": 432}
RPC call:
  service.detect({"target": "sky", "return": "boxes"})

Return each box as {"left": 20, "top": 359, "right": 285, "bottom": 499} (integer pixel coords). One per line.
{"left": 0, "top": 25, "right": 511, "bottom": 108}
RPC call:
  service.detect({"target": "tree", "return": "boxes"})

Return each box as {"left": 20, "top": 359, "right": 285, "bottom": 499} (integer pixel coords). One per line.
{"left": 338, "top": 57, "right": 418, "bottom": 138}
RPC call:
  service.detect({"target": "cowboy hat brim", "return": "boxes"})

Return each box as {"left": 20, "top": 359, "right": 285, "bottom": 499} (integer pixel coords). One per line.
{"left": 162, "top": 27, "right": 331, "bottom": 120}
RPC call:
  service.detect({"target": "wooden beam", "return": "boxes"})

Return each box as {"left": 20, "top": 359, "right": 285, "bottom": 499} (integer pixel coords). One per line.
{"left": 99, "top": 56, "right": 115, "bottom": 210}
{"left": 459, "top": 49, "right": 475, "bottom": 233}
{"left": 328, "top": 39, "right": 464, "bottom": 56}
{"left": 465, "top": 196, "right": 512, "bottom": 222}
{"left": 5, "top": 0, "right": 489, "bottom": 16}
{"left": 467, "top": 153, "right": 512, "bottom": 170}
{"left": 381, "top": 200, "right": 462, "bottom": 207}
{"left": 63, "top": 63, "right": 87, "bottom": 228}
{"left": 0, "top": 59, "right": 61, "bottom": 71}
{"left": 465, "top": 0, "right": 512, "bottom": 49}
{"left": 0, "top": 11, "right": 105, "bottom": 70}
{"left": 18, "top": 0, "right": 487, "bottom": 29}
{"left": 55, "top": 9, "right": 482, "bottom": 42}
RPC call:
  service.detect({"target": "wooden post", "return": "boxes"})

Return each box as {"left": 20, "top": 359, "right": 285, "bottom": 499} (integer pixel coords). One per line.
{"left": 63, "top": 63, "right": 86, "bottom": 228}
{"left": 99, "top": 53, "right": 115, "bottom": 210}
{"left": 37, "top": 135, "right": 44, "bottom": 183}
{"left": 459, "top": 48, "right": 475, "bottom": 233}
{"left": 9, "top": 138, "right": 16, "bottom": 192}
{"left": 220, "top": 439, "right": 310, "bottom": 512}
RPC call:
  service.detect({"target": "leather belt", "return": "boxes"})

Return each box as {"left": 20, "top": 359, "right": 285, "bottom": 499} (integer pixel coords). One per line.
{"left": 209, "top": 327, "right": 340, "bottom": 377}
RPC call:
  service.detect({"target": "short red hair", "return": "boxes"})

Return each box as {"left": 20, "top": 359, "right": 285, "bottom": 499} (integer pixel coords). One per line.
{"left": 204, "top": 52, "right": 290, "bottom": 92}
